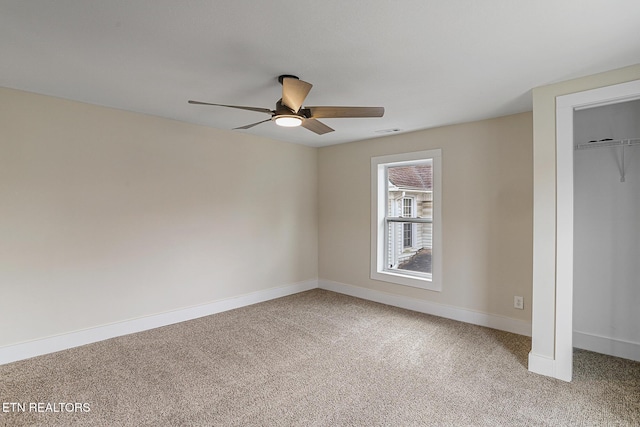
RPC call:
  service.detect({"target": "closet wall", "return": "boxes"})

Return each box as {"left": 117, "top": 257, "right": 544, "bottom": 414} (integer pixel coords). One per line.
{"left": 573, "top": 100, "right": 640, "bottom": 361}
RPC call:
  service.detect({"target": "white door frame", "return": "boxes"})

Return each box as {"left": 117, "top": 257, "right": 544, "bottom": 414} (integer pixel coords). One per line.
{"left": 554, "top": 79, "right": 640, "bottom": 381}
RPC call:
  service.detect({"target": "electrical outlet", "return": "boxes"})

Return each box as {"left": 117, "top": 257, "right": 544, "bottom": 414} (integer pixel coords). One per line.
{"left": 514, "top": 296, "right": 524, "bottom": 310}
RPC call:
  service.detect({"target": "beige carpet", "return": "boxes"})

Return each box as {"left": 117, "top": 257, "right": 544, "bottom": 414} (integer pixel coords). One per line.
{"left": 1, "top": 289, "right": 638, "bottom": 426}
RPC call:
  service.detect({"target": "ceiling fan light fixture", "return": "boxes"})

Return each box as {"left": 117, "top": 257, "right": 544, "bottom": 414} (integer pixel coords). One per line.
{"left": 274, "top": 115, "right": 303, "bottom": 127}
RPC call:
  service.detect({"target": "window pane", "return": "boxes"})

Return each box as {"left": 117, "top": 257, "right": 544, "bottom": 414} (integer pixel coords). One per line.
{"left": 386, "top": 162, "right": 433, "bottom": 275}
{"left": 403, "top": 198, "right": 412, "bottom": 217}
{"left": 403, "top": 223, "right": 412, "bottom": 247}
{"left": 387, "top": 221, "right": 432, "bottom": 274}
{"left": 388, "top": 163, "right": 432, "bottom": 192}
{"left": 388, "top": 164, "right": 432, "bottom": 219}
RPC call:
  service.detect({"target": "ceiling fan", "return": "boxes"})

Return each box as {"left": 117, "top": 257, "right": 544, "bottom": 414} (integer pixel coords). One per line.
{"left": 188, "top": 75, "right": 384, "bottom": 135}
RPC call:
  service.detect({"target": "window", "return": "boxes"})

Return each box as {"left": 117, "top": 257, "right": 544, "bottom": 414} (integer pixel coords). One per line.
{"left": 371, "top": 149, "right": 442, "bottom": 290}
{"left": 403, "top": 223, "right": 413, "bottom": 248}
{"left": 402, "top": 197, "right": 415, "bottom": 248}
{"left": 402, "top": 197, "right": 413, "bottom": 217}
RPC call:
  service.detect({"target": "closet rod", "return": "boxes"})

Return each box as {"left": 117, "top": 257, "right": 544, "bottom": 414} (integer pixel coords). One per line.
{"left": 575, "top": 137, "right": 640, "bottom": 150}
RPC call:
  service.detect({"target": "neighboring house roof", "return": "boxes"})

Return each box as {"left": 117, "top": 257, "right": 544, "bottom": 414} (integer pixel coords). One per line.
{"left": 388, "top": 165, "right": 432, "bottom": 191}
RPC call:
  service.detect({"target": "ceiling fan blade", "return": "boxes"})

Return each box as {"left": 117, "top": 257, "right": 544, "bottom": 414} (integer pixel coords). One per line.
{"left": 305, "top": 106, "right": 385, "bottom": 118}
{"left": 233, "top": 118, "right": 272, "bottom": 130}
{"left": 282, "top": 78, "right": 312, "bottom": 113}
{"left": 301, "top": 118, "right": 334, "bottom": 135}
{"left": 188, "top": 100, "right": 273, "bottom": 115}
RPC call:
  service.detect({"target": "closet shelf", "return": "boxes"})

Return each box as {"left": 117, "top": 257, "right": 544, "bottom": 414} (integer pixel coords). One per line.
{"left": 575, "top": 138, "right": 639, "bottom": 183}
{"left": 575, "top": 137, "right": 640, "bottom": 150}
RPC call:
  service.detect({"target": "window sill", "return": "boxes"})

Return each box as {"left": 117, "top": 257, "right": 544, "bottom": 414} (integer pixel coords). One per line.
{"left": 371, "top": 270, "right": 441, "bottom": 291}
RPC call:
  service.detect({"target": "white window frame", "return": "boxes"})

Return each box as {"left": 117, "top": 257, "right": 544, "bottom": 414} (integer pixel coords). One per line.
{"left": 370, "top": 149, "right": 442, "bottom": 291}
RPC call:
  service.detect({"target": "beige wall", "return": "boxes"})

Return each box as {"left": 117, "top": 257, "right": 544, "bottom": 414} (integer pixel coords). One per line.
{"left": 530, "top": 64, "right": 640, "bottom": 361}
{"left": 318, "top": 112, "right": 533, "bottom": 321}
{"left": 0, "top": 87, "right": 318, "bottom": 347}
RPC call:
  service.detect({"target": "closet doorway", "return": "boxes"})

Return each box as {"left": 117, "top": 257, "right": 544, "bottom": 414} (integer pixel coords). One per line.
{"left": 573, "top": 100, "right": 640, "bottom": 360}
{"left": 554, "top": 79, "right": 640, "bottom": 381}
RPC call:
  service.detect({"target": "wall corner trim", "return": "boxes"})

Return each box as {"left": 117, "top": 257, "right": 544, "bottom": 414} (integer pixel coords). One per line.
{"left": 0, "top": 279, "right": 318, "bottom": 366}
{"left": 318, "top": 279, "right": 532, "bottom": 337}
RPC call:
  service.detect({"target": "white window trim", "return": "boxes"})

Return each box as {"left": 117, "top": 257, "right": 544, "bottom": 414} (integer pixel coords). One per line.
{"left": 370, "top": 149, "right": 442, "bottom": 291}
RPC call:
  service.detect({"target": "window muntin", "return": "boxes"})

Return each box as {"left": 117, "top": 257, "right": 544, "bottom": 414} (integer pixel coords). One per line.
{"left": 371, "top": 149, "right": 442, "bottom": 291}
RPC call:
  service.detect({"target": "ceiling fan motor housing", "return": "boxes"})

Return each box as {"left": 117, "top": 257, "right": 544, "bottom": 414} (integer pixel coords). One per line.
{"left": 275, "top": 99, "right": 299, "bottom": 116}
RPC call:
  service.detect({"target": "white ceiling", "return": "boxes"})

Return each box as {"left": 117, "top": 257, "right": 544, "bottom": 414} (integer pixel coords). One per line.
{"left": 1, "top": 1, "right": 639, "bottom": 148}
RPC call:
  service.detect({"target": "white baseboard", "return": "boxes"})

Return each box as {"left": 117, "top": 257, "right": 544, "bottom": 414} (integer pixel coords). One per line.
{"left": 574, "top": 331, "right": 640, "bottom": 362}
{"left": 318, "top": 279, "right": 532, "bottom": 337}
{"left": 0, "top": 279, "right": 318, "bottom": 366}
{"left": 527, "top": 352, "right": 557, "bottom": 378}
{"left": 1, "top": 279, "right": 535, "bottom": 366}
